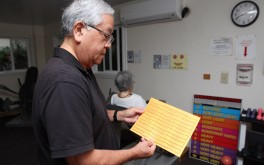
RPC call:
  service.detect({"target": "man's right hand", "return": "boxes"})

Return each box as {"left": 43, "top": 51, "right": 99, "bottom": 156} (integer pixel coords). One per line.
{"left": 132, "top": 138, "right": 156, "bottom": 158}
{"left": 66, "top": 138, "right": 156, "bottom": 165}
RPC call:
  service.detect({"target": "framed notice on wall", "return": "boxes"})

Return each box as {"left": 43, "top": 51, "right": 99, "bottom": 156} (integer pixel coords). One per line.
{"left": 191, "top": 95, "right": 241, "bottom": 165}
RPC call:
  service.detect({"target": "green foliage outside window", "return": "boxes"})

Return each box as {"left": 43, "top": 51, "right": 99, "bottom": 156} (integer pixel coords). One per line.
{"left": 0, "top": 38, "right": 30, "bottom": 72}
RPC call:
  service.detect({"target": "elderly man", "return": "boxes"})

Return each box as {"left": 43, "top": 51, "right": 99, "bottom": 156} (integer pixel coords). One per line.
{"left": 32, "top": 0, "right": 156, "bottom": 165}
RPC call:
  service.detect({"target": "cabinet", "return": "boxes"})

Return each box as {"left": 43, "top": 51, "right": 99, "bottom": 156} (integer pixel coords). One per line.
{"left": 237, "top": 116, "right": 264, "bottom": 165}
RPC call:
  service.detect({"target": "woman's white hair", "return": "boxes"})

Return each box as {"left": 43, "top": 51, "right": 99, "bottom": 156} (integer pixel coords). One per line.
{"left": 115, "top": 70, "right": 134, "bottom": 92}
{"left": 61, "top": 0, "right": 114, "bottom": 37}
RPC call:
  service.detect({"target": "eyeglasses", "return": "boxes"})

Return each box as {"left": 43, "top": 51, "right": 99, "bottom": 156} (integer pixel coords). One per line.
{"left": 86, "top": 24, "right": 114, "bottom": 44}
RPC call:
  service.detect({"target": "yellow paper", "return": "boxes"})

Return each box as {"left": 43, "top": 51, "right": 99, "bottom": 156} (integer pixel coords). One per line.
{"left": 131, "top": 98, "right": 200, "bottom": 157}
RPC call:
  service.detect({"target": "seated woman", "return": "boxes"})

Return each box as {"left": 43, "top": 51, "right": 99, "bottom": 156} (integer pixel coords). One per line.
{"left": 111, "top": 70, "right": 146, "bottom": 108}
{"left": 111, "top": 70, "right": 146, "bottom": 147}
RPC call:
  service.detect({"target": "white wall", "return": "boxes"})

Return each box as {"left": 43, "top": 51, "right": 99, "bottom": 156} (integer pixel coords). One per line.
{"left": 43, "top": 22, "right": 61, "bottom": 62}
{"left": 97, "top": 0, "right": 264, "bottom": 113}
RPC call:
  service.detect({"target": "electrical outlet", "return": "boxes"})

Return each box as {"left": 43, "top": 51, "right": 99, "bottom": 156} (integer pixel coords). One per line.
{"left": 221, "top": 72, "right": 229, "bottom": 84}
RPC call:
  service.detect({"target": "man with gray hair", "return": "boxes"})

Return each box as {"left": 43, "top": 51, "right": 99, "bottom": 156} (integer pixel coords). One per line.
{"left": 32, "top": 0, "right": 156, "bottom": 165}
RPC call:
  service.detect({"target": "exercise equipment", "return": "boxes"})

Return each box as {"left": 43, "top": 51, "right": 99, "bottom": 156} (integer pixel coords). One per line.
{"left": 251, "top": 109, "right": 257, "bottom": 119}
{"left": 241, "top": 147, "right": 250, "bottom": 157}
{"left": 241, "top": 108, "right": 247, "bottom": 117}
{"left": 257, "top": 108, "right": 263, "bottom": 120}
{"left": 255, "top": 145, "right": 264, "bottom": 160}
{"left": 220, "top": 155, "right": 232, "bottom": 165}
{"left": 246, "top": 108, "right": 252, "bottom": 118}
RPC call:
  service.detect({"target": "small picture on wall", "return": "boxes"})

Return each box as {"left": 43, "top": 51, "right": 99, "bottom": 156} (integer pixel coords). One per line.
{"left": 170, "top": 54, "right": 188, "bottom": 70}
{"left": 127, "top": 50, "right": 134, "bottom": 63}
{"left": 153, "top": 55, "right": 162, "bottom": 69}
{"left": 162, "top": 54, "right": 170, "bottom": 69}
{"left": 133, "top": 50, "right": 141, "bottom": 63}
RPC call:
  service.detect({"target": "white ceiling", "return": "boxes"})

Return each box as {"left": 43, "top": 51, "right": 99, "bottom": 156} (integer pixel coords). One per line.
{"left": 0, "top": 0, "right": 134, "bottom": 26}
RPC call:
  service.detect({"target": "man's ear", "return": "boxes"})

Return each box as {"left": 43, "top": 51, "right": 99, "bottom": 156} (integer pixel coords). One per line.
{"left": 72, "top": 21, "right": 85, "bottom": 43}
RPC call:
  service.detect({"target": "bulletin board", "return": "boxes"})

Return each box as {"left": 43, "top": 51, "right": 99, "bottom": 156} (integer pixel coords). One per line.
{"left": 191, "top": 95, "right": 241, "bottom": 165}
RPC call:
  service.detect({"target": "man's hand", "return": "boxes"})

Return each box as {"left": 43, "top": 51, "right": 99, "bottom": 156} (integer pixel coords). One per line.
{"left": 66, "top": 137, "right": 156, "bottom": 165}
{"left": 131, "top": 138, "right": 156, "bottom": 158}
{"left": 119, "top": 107, "right": 145, "bottom": 123}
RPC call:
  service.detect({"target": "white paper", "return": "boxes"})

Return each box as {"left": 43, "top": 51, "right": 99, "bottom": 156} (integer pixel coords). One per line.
{"left": 210, "top": 37, "right": 233, "bottom": 56}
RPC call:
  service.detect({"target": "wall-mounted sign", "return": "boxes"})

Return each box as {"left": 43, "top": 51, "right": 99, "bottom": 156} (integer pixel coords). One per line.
{"left": 170, "top": 54, "right": 188, "bottom": 70}
{"left": 236, "top": 35, "right": 256, "bottom": 60}
{"left": 236, "top": 64, "right": 253, "bottom": 85}
{"left": 210, "top": 37, "right": 233, "bottom": 56}
{"left": 191, "top": 95, "right": 241, "bottom": 165}
{"left": 153, "top": 54, "right": 162, "bottom": 69}
{"left": 128, "top": 50, "right": 141, "bottom": 63}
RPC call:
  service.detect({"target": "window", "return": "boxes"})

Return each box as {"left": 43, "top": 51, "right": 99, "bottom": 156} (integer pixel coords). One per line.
{"left": 0, "top": 38, "right": 31, "bottom": 72}
{"left": 92, "top": 26, "right": 127, "bottom": 77}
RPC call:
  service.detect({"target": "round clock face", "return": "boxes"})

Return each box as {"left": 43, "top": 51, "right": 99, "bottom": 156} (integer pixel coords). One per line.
{"left": 231, "top": 1, "right": 259, "bottom": 27}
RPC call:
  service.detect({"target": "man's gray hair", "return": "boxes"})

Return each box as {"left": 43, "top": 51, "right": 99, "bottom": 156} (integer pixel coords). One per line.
{"left": 61, "top": 0, "right": 114, "bottom": 37}
{"left": 115, "top": 70, "right": 134, "bottom": 92}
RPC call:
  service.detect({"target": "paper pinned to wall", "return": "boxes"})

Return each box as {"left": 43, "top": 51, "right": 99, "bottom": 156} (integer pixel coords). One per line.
{"left": 130, "top": 98, "right": 200, "bottom": 157}
{"left": 210, "top": 37, "right": 233, "bottom": 56}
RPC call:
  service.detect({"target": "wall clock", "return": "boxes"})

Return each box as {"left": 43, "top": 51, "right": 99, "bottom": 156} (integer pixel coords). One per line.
{"left": 231, "top": 1, "right": 259, "bottom": 27}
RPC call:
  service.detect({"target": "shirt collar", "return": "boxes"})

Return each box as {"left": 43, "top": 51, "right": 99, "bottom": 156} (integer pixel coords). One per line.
{"left": 53, "top": 47, "right": 90, "bottom": 76}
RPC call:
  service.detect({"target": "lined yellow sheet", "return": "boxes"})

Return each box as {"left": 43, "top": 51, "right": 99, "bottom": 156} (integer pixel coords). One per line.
{"left": 130, "top": 98, "right": 200, "bottom": 157}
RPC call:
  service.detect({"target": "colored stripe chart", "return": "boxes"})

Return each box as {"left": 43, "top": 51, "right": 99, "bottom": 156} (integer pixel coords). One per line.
{"left": 190, "top": 95, "right": 241, "bottom": 165}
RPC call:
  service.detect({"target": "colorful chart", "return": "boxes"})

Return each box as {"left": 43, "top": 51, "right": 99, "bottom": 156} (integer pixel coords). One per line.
{"left": 190, "top": 95, "right": 241, "bottom": 165}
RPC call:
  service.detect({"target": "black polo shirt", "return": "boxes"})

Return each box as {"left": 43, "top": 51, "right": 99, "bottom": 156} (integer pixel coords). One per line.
{"left": 32, "top": 47, "right": 119, "bottom": 165}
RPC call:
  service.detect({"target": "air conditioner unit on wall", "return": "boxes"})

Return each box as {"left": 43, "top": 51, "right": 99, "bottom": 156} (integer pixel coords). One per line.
{"left": 120, "top": 0, "right": 183, "bottom": 26}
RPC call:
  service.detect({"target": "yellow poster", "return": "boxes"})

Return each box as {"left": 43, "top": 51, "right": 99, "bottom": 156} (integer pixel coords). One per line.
{"left": 170, "top": 54, "right": 188, "bottom": 70}
{"left": 131, "top": 98, "right": 200, "bottom": 157}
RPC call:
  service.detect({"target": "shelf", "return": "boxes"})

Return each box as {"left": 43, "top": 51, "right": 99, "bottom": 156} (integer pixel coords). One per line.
{"left": 239, "top": 114, "right": 264, "bottom": 165}
{"left": 240, "top": 115, "right": 264, "bottom": 133}
{"left": 237, "top": 151, "right": 264, "bottom": 165}
{"left": 240, "top": 115, "right": 264, "bottom": 124}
